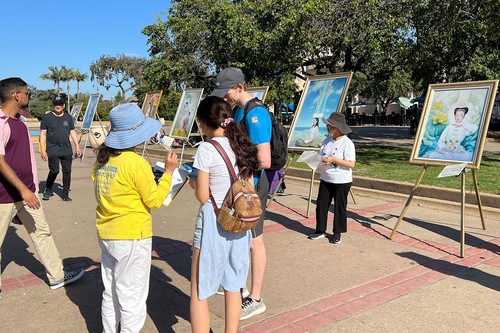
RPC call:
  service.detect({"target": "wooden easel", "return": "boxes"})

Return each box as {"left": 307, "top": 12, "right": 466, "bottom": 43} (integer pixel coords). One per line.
{"left": 389, "top": 165, "right": 486, "bottom": 258}
{"left": 267, "top": 151, "right": 357, "bottom": 217}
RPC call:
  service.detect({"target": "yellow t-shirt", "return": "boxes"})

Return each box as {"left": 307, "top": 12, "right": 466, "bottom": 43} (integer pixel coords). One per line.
{"left": 92, "top": 150, "right": 172, "bottom": 240}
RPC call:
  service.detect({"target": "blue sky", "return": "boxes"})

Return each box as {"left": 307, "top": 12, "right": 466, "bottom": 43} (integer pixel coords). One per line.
{"left": 0, "top": 1, "right": 171, "bottom": 100}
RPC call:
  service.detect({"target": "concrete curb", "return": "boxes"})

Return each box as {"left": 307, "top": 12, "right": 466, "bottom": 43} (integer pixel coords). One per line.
{"left": 285, "top": 168, "right": 500, "bottom": 210}
{"left": 283, "top": 175, "right": 500, "bottom": 221}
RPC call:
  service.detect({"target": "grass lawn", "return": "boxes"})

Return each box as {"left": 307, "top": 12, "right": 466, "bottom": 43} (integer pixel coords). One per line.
{"left": 291, "top": 145, "right": 500, "bottom": 195}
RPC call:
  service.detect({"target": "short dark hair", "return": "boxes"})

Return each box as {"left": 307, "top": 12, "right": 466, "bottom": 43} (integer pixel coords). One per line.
{"left": 454, "top": 107, "right": 468, "bottom": 115}
{"left": 0, "top": 77, "right": 27, "bottom": 103}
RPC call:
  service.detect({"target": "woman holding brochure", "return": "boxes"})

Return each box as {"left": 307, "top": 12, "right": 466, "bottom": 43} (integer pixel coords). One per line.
{"left": 92, "top": 103, "right": 178, "bottom": 333}
{"left": 189, "top": 96, "right": 260, "bottom": 333}
{"left": 308, "top": 112, "right": 356, "bottom": 244}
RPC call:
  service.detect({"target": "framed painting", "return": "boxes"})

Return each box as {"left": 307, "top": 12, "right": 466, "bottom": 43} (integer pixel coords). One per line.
{"left": 410, "top": 80, "right": 498, "bottom": 169}
{"left": 170, "top": 88, "right": 204, "bottom": 139}
{"left": 247, "top": 86, "right": 269, "bottom": 103}
{"left": 81, "top": 94, "right": 101, "bottom": 130}
{"left": 69, "top": 102, "right": 83, "bottom": 124}
{"left": 141, "top": 91, "right": 163, "bottom": 118}
{"left": 288, "top": 72, "right": 353, "bottom": 151}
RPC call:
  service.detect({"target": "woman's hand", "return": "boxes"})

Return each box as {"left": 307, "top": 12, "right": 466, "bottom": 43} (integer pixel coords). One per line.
{"left": 164, "top": 151, "right": 178, "bottom": 175}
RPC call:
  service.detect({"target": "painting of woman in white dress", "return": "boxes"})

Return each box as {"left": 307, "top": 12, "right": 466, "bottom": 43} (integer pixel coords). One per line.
{"left": 411, "top": 80, "right": 498, "bottom": 168}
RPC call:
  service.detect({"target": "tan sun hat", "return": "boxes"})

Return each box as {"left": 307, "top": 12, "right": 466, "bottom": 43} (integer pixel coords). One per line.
{"left": 322, "top": 112, "right": 352, "bottom": 134}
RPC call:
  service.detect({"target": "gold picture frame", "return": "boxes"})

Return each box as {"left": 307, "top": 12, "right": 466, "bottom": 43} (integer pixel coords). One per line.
{"left": 246, "top": 86, "right": 269, "bottom": 103}
{"left": 288, "top": 72, "right": 353, "bottom": 151}
{"left": 170, "top": 88, "right": 204, "bottom": 139}
{"left": 141, "top": 91, "right": 163, "bottom": 119}
{"left": 410, "top": 80, "right": 498, "bottom": 169}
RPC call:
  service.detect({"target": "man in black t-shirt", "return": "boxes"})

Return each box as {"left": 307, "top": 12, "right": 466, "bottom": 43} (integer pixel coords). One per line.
{"left": 40, "top": 96, "right": 81, "bottom": 201}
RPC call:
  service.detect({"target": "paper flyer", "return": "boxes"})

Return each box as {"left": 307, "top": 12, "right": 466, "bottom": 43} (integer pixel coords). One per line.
{"left": 437, "top": 163, "right": 469, "bottom": 178}
{"left": 154, "top": 162, "right": 189, "bottom": 206}
{"left": 297, "top": 151, "right": 332, "bottom": 173}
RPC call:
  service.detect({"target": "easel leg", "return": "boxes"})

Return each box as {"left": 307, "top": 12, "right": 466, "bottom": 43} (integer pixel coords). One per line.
{"left": 390, "top": 165, "right": 428, "bottom": 239}
{"left": 179, "top": 142, "right": 187, "bottom": 167}
{"left": 349, "top": 188, "right": 357, "bottom": 205}
{"left": 460, "top": 171, "right": 466, "bottom": 258}
{"left": 306, "top": 170, "right": 315, "bottom": 218}
{"left": 81, "top": 136, "right": 90, "bottom": 160}
{"left": 471, "top": 169, "right": 486, "bottom": 230}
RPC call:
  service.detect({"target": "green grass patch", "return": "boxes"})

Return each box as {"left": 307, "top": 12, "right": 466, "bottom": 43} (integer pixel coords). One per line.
{"left": 290, "top": 146, "right": 500, "bottom": 195}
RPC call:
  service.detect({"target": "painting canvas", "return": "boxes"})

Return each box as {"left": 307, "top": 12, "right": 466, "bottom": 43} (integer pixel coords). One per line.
{"left": 69, "top": 102, "right": 83, "bottom": 124}
{"left": 410, "top": 80, "right": 498, "bottom": 169}
{"left": 170, "top": 88, "right": 204, "bottom": 139}
{"left": 288, "top": 72, "right": 353, "bottom": 150}
{"left": 247, "top": 86, "right": 269, "bottom": 103}
{"left": 81, "top": 94, "right": 100, "bottom": 130}
{"left": 141, "top": 91, "right": 163, "bottom": 118}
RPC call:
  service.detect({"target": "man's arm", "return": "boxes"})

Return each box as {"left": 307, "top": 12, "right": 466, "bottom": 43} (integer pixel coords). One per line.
{"left": 0, "top": 155, "right": 40, "bottom": 209}
{"left": 256, "top": 142, "right": 271, "bottom": 170}
{"left": 40, "top": 129, "right": 48, "bottom": 161}
{"left": 69, "top": 129, "right": 81, "bottom": 157}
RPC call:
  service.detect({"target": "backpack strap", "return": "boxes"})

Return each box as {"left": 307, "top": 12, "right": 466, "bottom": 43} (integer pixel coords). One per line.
{"left": 207, "top": 139, "right": 238, "bottom": 215}
{"left": 240, "top": 97, "right": 263, "bottom": 130}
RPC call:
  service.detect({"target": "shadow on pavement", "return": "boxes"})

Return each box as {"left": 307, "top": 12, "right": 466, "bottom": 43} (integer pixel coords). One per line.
{"left": 399, "top": 217, "right": 500, "bottom": 254}
{"left": 63, "top": 258, "right": 102, "bottom": 333}
{"left": 150, "top": 236, "right": 192, "bottom": 332}
{"left": 2, "top": 226, "right": 47, "bottom": 281}
{"left": 397, "top": 252, "right": 500, "bottom": 292}
{"left": 266, "top": 210, "right": 314, "bottom": 236}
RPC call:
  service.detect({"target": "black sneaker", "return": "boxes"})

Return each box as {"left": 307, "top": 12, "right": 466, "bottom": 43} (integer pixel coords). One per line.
{"left": 42, "top": 188, "right": 53, "bottom": 201}
{"left": 330, "top": 233, "right": 342, "bottom": 244}
{"left": 308, "top": 232, "right": 326, "bottom": 240}
{"left": 62, "top": 196, "right": 72, "bottom": 202}
{"left": 50, "top": 269, "right": 84, "bottom": 290}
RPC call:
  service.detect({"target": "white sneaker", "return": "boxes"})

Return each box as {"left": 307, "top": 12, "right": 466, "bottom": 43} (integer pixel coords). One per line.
{"left": 240, "top": 297, "right": 266, "bottom": 320}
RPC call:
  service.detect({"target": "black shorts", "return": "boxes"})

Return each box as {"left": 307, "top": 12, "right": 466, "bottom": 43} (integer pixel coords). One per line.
{"left": 252, "top": 173, "right": 269, "bottom": 238}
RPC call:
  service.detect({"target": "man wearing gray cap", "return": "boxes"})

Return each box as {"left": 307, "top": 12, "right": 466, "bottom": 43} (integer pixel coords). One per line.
{"left": 40, "top": 95, "right": 81, "bottom": 201}
{"left": 211, "top": 67, "right": 271, "bottom": 320}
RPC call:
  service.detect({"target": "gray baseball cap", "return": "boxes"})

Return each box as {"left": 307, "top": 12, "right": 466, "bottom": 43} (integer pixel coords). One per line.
{"left": 210, "top": 67, "right": 245, "bottom": 97}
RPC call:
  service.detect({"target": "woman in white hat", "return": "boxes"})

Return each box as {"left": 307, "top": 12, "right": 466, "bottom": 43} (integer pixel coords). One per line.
{"left": 308, "top": 112, "right": 356, "bottom": 244}
{"left": 92, "top": 103, "right": 178, "bottom": 332}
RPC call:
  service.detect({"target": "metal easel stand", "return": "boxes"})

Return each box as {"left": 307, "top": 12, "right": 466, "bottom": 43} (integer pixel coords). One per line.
{"left": 390, "top": 165, "right": 486, "bottom": 258}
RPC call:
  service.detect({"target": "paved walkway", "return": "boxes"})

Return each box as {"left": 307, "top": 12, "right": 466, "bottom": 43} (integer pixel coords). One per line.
{"left": 0, "top": 142, "right": 499, "bottom": 332}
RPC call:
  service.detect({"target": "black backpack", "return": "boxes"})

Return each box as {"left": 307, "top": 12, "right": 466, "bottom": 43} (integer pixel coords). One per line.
{"left": 240, "top": 98, "right": 288, "bottom": 171}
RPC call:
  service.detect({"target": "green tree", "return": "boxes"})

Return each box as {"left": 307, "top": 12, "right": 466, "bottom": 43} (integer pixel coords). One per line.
{"left": 40, "top": 65, "right": 64, "bottom": 94}
{"left": 73, "top": 69, "right": 89, "bottom": 98}
{"left": 407, "top": 0, "right": 500, "bottom": 89}
{"left": 89, "top": 54, "right": 146, "bottom": 98}
{"left": 28, "top": 88, "right": 53, "bottom": 119}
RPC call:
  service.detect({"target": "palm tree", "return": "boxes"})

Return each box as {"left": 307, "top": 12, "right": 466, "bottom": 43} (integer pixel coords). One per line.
{"left": 73, "top": 69, "right": 89, "bottom": 98}
{"left": 40, "top": 66, "right": 63, "bottom": 94}
{"left": 60, "top": 66, "right": 75, "bottom": 110}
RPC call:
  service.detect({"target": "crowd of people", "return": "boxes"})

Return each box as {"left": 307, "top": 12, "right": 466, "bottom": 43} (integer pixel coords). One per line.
{"left": 0, "top": 69, "right": 357, "bottom": 332}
